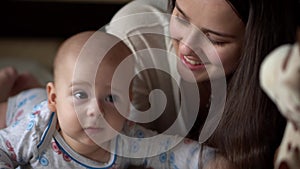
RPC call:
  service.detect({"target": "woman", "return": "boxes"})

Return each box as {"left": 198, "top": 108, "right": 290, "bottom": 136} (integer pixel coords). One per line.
{"left": 106, "top": 0, "right": 298, "bottom": 168}
{"left": 195, "top": 0, "right": 297, "bottom": 168}
{"left": 168, "top": 0, "right": 298, "bottom": 168}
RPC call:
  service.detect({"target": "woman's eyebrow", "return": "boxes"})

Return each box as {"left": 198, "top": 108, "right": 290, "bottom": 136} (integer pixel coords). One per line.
{"left": 175, "top": 3, "right": 235, "bottom": 39}
{"left": 202, "top": 28, "right": 236, "bottom": 38}
{"left": 175, "top": 2, "right": 190, "bottom": 19}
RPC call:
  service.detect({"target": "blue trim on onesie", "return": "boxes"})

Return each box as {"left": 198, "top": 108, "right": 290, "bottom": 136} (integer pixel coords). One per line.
{"left": 37, "top": 112, "right": 56, "bottom": 148}
{"left": 53, "top": 134, "right": 118, "bottom": 169}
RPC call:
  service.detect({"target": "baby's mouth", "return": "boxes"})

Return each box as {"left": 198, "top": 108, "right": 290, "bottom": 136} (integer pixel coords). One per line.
{"left": 84, "top": 127, "right": 103, "bottom": 134}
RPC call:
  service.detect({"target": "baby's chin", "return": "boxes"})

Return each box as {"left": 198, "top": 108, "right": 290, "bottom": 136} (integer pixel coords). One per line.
{"left": 86, "top": 129, "right": 119, "bottom": 145}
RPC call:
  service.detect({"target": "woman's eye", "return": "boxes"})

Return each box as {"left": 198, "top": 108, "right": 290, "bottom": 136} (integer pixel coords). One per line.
{"left": 173, "top": 10, "right": 189, "bottom": 26}
{"left": 74, "top": 91, "right": 88, "bottom": 99}
{"left": 175, "top": 15, "right": 189, "bottom": 25}
{"left": 210, "top": 40, "right": 226, "bottom": 46}
{"left": 207, "top": 37, "right": 226, "bottom": 46}
{"left": 104, "top": 95, "right": 118, "bottom": 103}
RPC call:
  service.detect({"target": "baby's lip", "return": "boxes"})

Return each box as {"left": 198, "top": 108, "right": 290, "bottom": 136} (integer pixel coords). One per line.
{"left": 84, "top": 127, "right": 103, "bottom": 134}
{"left": 85, "top": 126, "right": 100, "bottom": 129}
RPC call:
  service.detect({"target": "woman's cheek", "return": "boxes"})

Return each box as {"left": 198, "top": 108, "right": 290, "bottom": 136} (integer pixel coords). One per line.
{"left": 216, "top": 49, "right": 240, "bottom": 75}
{"left": 169, "top": 17, "right": 184, "bottom": 40}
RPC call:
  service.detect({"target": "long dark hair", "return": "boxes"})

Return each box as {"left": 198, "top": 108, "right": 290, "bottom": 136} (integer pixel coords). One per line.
{"left": 169, "top": 0, "right": 298, "bottom": 168}
{"left": 209, "top": 0, "right": 297, "bottom": 168}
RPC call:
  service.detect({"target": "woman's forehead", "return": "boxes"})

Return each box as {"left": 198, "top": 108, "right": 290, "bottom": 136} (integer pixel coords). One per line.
{"left": 175, "top": 0, "right": 244, "bottom": 33}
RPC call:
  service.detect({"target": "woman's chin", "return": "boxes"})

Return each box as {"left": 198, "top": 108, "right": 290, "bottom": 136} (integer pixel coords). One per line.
{"left": 177, "top": 62, "right": 209, "bottom": 83}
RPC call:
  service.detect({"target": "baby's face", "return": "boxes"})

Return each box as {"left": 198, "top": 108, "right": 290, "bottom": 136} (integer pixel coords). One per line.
{"left": 52, "top": 33, "right": 133, "bottom": 149}
{"left": 72, "top": 53, "right": 131, "bottom": 145}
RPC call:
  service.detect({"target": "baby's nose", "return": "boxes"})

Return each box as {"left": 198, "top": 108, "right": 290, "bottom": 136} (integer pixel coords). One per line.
{"left": 87, "top": 98, "right": 103, "bottom": 117}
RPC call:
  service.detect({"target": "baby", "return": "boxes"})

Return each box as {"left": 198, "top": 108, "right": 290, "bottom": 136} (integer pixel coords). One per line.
{"left": 0, "top": 31, "right": 215, "bottom": 169}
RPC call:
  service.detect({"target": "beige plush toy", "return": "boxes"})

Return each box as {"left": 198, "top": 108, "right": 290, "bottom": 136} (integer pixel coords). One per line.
{"left": 260, "top": 42, "right": 300, "bottom": 169}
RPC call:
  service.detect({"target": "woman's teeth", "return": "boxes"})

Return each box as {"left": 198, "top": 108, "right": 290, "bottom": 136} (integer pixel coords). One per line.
{"left": 184, "top": 55, "right": 201, "bottom": 65}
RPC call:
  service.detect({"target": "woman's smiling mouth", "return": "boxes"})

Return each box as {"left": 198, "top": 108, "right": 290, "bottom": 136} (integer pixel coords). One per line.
{"left": 180, "top": 54, "right": 206, "bottom": 70}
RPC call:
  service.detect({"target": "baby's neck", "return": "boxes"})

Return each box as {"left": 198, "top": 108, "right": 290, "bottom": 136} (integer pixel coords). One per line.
{"left": 84, "top": 142, "right": 111, "bottom": 163}
{"left": 59, "top": 129, "right": 112, "bottom": 163}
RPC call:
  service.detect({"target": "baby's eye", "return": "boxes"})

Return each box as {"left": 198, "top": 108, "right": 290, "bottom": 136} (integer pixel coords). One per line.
{"left": 104, "top": 95, "right": 118, "bottom": 103}
{"left": 74, "top": 91, "right": 88, "bottom": 100}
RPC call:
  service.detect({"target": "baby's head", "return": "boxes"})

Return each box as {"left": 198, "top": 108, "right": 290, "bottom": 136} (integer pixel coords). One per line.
{"left": 47, "top": 31, "right": 133, "bottom": 148}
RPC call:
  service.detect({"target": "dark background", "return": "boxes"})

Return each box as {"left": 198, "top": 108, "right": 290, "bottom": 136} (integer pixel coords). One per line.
{"left": 0, "top": 0, "right": 126, "bottom": 38}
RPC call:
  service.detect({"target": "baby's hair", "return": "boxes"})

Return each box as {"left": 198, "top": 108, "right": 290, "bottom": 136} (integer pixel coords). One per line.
{"left": 53, "top": 31, "right": 95, "bottom": 79}
{"left": 52, "top": 31, "right": 132, "bottom": 81}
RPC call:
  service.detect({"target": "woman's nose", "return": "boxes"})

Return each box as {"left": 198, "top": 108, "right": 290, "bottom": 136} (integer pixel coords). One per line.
{"left": 179, "top": 42, "right": 195, "bottom": 55}
{"left": 180, "top": 28, "right": 202, "bottom": 53}
{"left": 180, "top": 28, "right": 211, "bottom": 61}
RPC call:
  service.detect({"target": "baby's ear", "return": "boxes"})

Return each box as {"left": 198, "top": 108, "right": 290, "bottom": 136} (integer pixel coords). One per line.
{"left": 46, "top": 82, "right": 57, "bottom": 112}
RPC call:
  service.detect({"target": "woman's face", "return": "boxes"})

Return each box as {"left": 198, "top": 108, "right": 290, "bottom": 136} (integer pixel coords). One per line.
{"left": 170, "top": 0, "right": 245, "bottom": 82}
